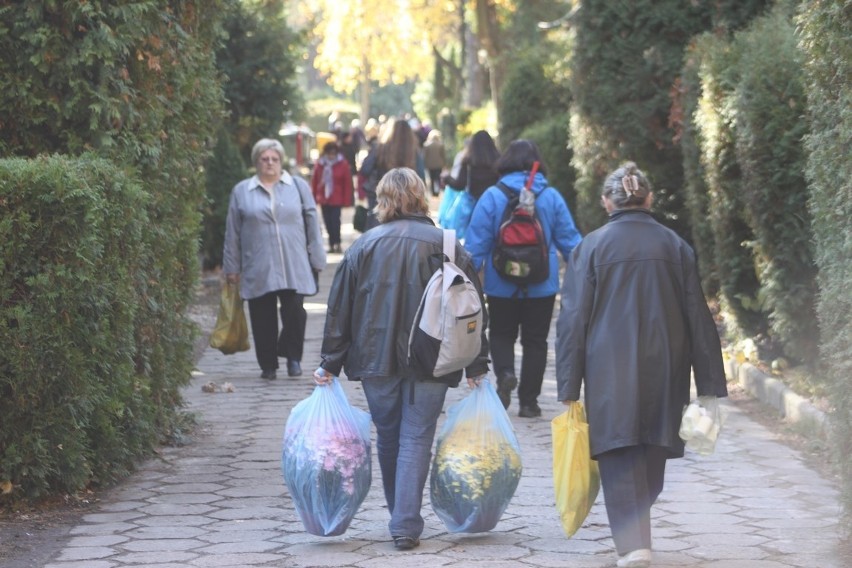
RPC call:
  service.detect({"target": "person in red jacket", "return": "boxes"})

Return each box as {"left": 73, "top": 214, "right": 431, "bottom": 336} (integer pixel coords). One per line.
{"left": 311, "top": 141, "right": 353, "bottom": 253}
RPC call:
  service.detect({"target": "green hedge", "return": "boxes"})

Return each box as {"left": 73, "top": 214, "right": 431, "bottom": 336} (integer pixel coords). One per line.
{"left": 799, "top": 0, "right": 852, "bottom": 529}
{"left": 519, "top": 114, "right": 578, "bottom": 215}
{"left": 692, "top": 32, "right": 767, "bottom": 337}
{"left": 202, "top": 131, "right": 246, "bottom": 270}
{"left": 676, "top": 46, "right": 719, "bottom": 295}
{"left": 0, "top": 156, "right": 150, "bottom": 498}
{"left": 0, "top": 1, "right": 224, "bottom": 500}
{"left": 732, "top": 5, "right": 818, "bottom": 362}
{"left": 568, "top": 0, "right": 711, "bottom": 237}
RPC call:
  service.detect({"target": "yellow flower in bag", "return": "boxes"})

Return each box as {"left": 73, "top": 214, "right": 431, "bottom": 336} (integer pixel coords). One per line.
{"left": 551, "top": 401, "right": 600, "bottom": 537}
{"left": 209, "top": 281, "right": 250, "bottom": 355}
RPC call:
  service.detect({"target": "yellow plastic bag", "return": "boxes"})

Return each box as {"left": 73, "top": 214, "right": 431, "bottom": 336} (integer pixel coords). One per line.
{"left": 551, "top": 401, "right": 600, "bottom": 537}
{"left": 209, "top": 281, "right": 250, "bottom": 354}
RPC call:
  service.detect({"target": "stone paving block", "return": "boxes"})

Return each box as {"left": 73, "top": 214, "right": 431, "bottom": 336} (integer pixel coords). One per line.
{"left": 133, "top": 515, "right": 218, "bottom": 527}
{"left": 44, "top": 562, "right": 116, "bottom": 568}
{"left": 120, "top": 538, "right": 205, "bottom": 552}
{"left": 56, "top": 546, "right": 118, "bottom": 561}
{"left": 110, "top": 551, "right": 198, "bottom": 564}
{"left": 123, "top": 525, "right": 208, "bottom": 539}
{"left": 137, "top": 503, "right": 217, "bottom": 516}
{"left": 68, "top": 522, "right": 138, "bottom": 536}
{"left": 66, "top": 534, "right": 129, "bottom": 547}
{"left": 195, "top": 540, "right": 282, "bottom": 554}
{"left": 188, "top": 553, "right": 291, "bottom": 567}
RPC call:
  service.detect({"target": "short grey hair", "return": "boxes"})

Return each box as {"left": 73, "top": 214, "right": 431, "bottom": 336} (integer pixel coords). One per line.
{"left": 374, "top": 168, "right": 430, "bottom": 223}
{"left": 251, "top": 138, "right": 286, "bottom": 165}
{"left": 602, "top": 161, "right": 651, "bottom": 208}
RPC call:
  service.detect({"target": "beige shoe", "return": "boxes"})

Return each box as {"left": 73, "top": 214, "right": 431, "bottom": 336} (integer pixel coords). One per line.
{"left": 617, "top": 548, "right": 652, "bottom": 568}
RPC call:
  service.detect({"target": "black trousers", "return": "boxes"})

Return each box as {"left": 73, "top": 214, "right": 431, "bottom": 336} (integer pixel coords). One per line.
{"left": 486, "top": 294, "right": 555, "bottom": 405}
{"left": 246, "top": 289, "right": 306, "bottom": 372}
{"left": 597, "top": 445, "right": 669, "bottom": 555}
{"left": 321, "top": 205, "right": 342, "bottom": 247}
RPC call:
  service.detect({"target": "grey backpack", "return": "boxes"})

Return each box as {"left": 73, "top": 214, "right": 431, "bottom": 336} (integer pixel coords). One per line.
{"left": 408, "top": 229, "right": 483, "bottom": 378}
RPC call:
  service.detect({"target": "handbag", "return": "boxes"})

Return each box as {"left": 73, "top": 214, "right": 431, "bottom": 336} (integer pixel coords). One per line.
{"left": 353, "top": 204, "right": 368, "bottom": 233}
{"left": 295, "top": 177, "right": 320, "bottom": 297}
{"left": 208, "top": 281, "right": 250, "bottom": 355}
{"left": 551, "top": 401, "right": 600, "bottom": 537}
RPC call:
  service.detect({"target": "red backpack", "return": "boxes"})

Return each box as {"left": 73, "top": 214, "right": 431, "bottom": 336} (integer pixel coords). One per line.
{"left": 491, "top": 162, "right": 549, "bottom": 288}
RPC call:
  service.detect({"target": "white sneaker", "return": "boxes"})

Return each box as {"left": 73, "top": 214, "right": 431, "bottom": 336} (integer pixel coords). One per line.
{"left": 616, "top": 548, "right": 652, "bottom": 568}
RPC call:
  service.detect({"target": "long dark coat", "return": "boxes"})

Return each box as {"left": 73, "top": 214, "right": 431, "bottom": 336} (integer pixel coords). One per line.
{"left": 555, "top": 209, "right": 727, "bottom": 458}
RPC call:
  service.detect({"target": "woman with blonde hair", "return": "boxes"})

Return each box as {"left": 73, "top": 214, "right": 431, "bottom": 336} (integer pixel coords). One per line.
{"left": 314, "top": 167, "right": 489, "bottom": 551}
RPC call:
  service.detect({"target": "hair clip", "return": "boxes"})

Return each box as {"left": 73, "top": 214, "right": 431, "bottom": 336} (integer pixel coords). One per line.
{"left": 621, "top": 175, "right": 639, "bottom": 195}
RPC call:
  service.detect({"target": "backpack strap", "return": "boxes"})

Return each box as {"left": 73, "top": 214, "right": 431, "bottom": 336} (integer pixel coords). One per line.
{"left": 442, "top": 229, "right": 456, "bottom": 263}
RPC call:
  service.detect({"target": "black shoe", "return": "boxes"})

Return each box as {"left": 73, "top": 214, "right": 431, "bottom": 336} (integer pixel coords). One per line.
{"left": 260, "top": 370, "right": 277, "bottom": 380}
{"left": 518, "top": 402, "right": 542, "bottom": 418}
{"left": 393, "top": 536, "right": 420, "bottom": 551}
{"left": 496, "top": 374, "right": 517, "bottom": 410}
{"left": 287, "top": 360, "right": 302, "bottom": 377}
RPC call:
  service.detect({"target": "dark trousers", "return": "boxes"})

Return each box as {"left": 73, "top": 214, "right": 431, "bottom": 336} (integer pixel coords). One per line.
{"left": 597, "top": 445, "right": 669, "bottom": 555}
{"left": 486, "top": 294, "right": 555, "bottom": 405}
{"left": 427, "top": 168, "right": 442, "bottom": 196}
{"left": 246, "top": 289, "right": 306, "bottom": 372}
{"left": 321, "top": 205, "right": 342, "bottom": 247}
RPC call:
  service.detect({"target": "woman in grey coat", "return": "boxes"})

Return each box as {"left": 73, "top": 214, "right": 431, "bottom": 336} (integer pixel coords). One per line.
{"left": 223, "top": 139, "right": 326, "bottom": 380}
{"left": 555, "top": 162, "right": 727, "bottom": 568}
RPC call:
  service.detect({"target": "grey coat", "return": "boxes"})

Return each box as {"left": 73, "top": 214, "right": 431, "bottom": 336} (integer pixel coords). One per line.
{"left": 319, "top": 215, "right": 490, "bottom": 386}
{"left": 555, "top": 209, "right": 727, "bottom": 458}
{"left": 223, "top": 171, "right": 326, "bottom": 299}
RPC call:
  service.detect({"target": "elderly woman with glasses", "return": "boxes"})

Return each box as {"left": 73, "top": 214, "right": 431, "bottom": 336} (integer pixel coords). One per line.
{"left": 223, "top": 138, "right": 326, "bottom": 380}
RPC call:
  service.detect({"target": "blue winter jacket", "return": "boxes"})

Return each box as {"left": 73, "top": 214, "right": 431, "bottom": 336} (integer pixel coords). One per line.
{"left": 464, "top": 171, "right": 582, "bottom": 298}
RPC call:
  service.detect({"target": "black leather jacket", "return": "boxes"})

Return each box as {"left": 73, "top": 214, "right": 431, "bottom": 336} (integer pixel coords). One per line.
{"left": 319, "top": 214, "right": 490, "bottom": 386}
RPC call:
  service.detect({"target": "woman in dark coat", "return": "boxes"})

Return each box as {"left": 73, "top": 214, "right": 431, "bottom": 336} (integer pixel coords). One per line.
{"left": 555, "top": 162, "right": 728, "bottom": 568}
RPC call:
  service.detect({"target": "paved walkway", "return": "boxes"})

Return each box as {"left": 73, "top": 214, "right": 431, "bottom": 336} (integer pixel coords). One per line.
{"left": 43, "top": 209, "right": 846, "bottom": 568}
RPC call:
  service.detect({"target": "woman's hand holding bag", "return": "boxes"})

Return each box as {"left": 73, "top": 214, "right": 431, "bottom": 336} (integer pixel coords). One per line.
{"left": 551, "top": 400, "right": 600, "bottom": 537}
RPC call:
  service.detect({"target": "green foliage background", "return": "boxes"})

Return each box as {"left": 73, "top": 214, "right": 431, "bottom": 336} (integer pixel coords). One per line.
{"left": 0, "top": 1, "right": 224, "bottom": 498}
{"left": 0, "top": 157, "right": 149, "bottom": 497}
{"left": 799, "top": 0, "right": 852, "bottom": 528}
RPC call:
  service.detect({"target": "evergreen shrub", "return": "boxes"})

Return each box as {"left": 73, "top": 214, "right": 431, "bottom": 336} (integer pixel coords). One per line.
{"left": 693, "top": 33, "right": 767, "bottom": 337}
{"left": 799, "top": 0, "right": 852, "bottom": 529}
{"left": 0, "top": 156, "right": 150, "bottom": 498}
{"left": 732, "top": 5, "right": 818, "bottom": 363}
{"left": 674, "top": 47, "right": 719, "bottom": 295}
{"left": 519, "top": 114, "right": 578, "bottom": 216}
{"left": 0, "top": 1, "right": 225, "bottom": 500}
{"left": 202, "top": 132, "right": 246, "bottom": 270}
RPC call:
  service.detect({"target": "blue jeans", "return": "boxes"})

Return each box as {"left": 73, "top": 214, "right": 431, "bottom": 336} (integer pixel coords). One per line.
{"left": 361, "top": 377, "right": 449, "bottom": 539}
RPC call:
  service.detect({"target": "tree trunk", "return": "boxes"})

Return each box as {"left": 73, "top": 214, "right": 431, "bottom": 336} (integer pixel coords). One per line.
{"left": 475, "top": 0, "right": 504, "bottom": 121}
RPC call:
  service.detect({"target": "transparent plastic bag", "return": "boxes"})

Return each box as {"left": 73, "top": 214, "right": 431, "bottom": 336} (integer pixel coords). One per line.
{"left": 551, "top": 401, "right": 600, "bottom": 537}
{"left": 679, "top": 396, "right": 723, "bottom": 455}
{"left": 281, "top": 378, "right": 371, "bottom": 536}
{"left": 430, "top": 377, "right": 523, "bottom": 533}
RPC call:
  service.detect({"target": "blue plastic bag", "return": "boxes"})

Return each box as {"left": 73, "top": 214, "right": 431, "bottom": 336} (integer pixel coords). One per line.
{"left": 430, "top": 378, "right": 523, "bottom": 533}
{"left": 438, "top": 185, "right": 463, "bottom": 228}
{"left": 442, "top": 188, "right": 475, "bottom": 240}
{"left": 281, "top": 378, "right": 372, "bottom": 536}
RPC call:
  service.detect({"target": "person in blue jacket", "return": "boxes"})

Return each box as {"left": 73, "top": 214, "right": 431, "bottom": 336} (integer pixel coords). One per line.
{"left": 464, "top": 139, "right": 582, "bottom": 417}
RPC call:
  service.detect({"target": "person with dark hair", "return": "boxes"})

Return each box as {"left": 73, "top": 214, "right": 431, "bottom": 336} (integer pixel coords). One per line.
{"left": 464, "top": 139, "right": 582, "bottom": 416}
{"left": 313, "top": 168, "right": 489, "bottom": 551}
{"left": 223, "top": 138, "right": 326, "bottom": 380}
{"left": 311, "top": 141, "right": 353, "bottom": 254}
{"left": 442, "top": 129, "right": 500, "bottom": 200}
{"left": 359, "top": 118, "right": 425, "bottom": 229}
{"left": 555, "top": 162, "right": 728, "bottom": 568}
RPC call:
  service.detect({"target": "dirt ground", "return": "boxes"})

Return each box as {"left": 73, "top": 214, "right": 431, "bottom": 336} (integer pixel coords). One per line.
{"left": 1, "top": 274, "right": 849, "bottom": 566}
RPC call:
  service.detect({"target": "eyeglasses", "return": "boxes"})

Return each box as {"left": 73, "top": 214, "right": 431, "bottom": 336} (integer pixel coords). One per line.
{"left": 259, "top": 156, "right": 280, "bottom": 163}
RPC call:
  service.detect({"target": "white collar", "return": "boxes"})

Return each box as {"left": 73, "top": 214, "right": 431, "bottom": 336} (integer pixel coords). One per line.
{"left": 250, "top": 170, "right": 294, "bottom": 190}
